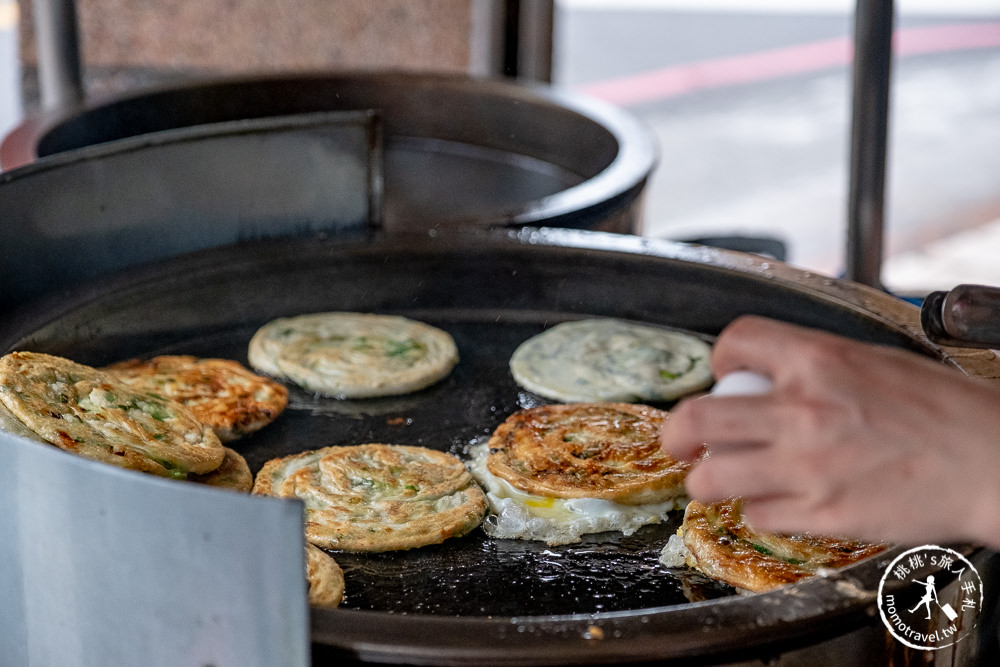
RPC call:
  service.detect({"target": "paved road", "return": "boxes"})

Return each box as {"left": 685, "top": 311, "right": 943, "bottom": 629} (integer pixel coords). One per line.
{"left": 554, "top": 1, "right": 1000, "bottom": 292}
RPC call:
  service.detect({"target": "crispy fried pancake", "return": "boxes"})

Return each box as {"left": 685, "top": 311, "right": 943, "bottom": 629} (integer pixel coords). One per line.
{"left": 188, "top": 447, "right": 253, "bottom": 492}
{"left": 253, "top": 444, "right": 487, "bottom": 552}
{"left": 681, "top": 498, "right": 888, "bottom": 593}
{"left": 509, "top": 318, "right": 713, "bottom": 402}
{"left": 104, "top": 355, "right": 288, "bottom": 442}
{"left": 247, "top": 312, "right": 458, "bottom": 398}
{"left": 0, "top": 352, "right": 225, "bottom": 477}
{"left": 486, "top": 403, "right": 690, "bottom": 505}
{"left": 305, "top": 543, "right": 345, "bottom": 608}
{"left": 469, "top": 441, "right": 686, "bottom": 545}
{"left": 0, "top": 395, "right": 48, "bottom": 444}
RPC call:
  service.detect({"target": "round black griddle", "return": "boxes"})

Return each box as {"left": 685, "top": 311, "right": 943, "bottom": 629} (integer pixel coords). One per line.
{"left": 2, "top": 228, "right": 990, "bottom": 665}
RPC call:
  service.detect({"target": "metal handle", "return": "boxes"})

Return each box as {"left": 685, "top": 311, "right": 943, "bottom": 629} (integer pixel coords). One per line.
{"left": 921, "top": 284, "right": 1000, "bottom": 348}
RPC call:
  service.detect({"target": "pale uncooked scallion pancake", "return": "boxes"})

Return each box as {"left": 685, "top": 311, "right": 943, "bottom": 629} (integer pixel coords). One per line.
{"left": 252, "top": 443, "right": 487, "bottom": 552}
{"left": 679, "top": 498, "right": 888, "bottom": 593}
{"left": 104, "top": 355, "right": 288, "bottom": 442}
{"left": 509, "top": 318, "right": 713, "bottom": 403}
{"left": 305, "top": 543, "right": 346, "bottom": 608}
{"left": 0, "top": 351, "right": 226, "bottom": 478}
{"left": 248, "top": 312, "right": 459, "bottom": 398}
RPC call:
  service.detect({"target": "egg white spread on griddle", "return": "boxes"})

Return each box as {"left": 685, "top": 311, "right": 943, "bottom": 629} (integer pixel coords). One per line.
{"left": 468, "top": 442, "right": 686, "bottom": 546}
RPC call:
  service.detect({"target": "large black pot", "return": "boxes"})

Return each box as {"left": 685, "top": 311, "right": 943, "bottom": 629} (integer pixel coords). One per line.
{"left": 1, "top": 72, "right": 657, "bottom": 234}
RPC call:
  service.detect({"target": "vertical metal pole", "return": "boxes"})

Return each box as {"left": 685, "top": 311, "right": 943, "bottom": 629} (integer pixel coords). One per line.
{"left": 516, "top": 0, "right": 554, "bottom": 82}
{"left": 469, "top": 0, "right": 507, "bottom": 78}
{"left": 468, "top": 0, "right": 553, "bottom": 82}
{"left": 32, "top": 0, "right": 84, "bottom": 109}
{"left": 845, "top": 0, "right": 894, "bottom": 287}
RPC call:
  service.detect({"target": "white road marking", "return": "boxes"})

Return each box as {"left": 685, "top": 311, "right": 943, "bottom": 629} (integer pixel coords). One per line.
{"left": 558, "top": 0, "right": 1000, "bottom": 16}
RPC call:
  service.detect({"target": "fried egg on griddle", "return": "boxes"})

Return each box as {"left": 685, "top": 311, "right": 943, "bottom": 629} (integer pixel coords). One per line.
{"left": 676, "top": 498, "right": 888, "bottom": 593}
{"left": 470, "top": 403, "right": 690, "bottom": 545}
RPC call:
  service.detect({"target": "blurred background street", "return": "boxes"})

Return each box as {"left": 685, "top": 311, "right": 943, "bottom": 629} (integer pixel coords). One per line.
{"left": 0, "top": 0, "right": 17, "bottom": 139}
{"left": 3, "top": 0, "right": 999, "bottom": 295}
{"left": 554, "top": 0, "right": 1000, "bottom": 294}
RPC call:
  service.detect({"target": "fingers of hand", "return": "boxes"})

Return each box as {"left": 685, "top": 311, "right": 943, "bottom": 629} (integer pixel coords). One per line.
{"left": 712, "top": 316, "right": 877, "bottom": 399}
{"left": 739, "top": 485, "right": 903, "bottom": 545}
{"left": 710, "top": 316, "right": 829, "bottom": 381}
{"left": 685, "top": 434, "right": 845, "bottom": 505}
{"left": 683, "top": 446, "right": 777, "bottom": 503}
{"left": 660, "top": 394, "right": 776, "bottom": 462}
{"left": 667, "top": 393, "right": 862, "bottom": 511}
{"left": 739, "top": 495, "right": 849, "bottom": 538}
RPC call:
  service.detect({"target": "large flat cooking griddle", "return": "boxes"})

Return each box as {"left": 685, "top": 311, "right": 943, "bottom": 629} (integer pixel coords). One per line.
{"left": 2, "top": 228, "right": 989, "bottom": 665}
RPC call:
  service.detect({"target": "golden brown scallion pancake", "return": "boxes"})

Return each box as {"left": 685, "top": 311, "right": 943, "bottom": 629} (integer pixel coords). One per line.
{"left": 468, "top": 441, "right": 686, "bottom": 546}
{"left": 305, "top": 543, "right": 346, "bottom": 608}
{"left": 0, "top": 394, "right": 49, "bottom": 444}
{"left": 680, "top": 498, "right": 889, "bottom": 593}
{"left": 187, "top": 447, "right": 253, "bottom": 492}
{"left": 486, "top": 403, "right": 690, "bottom": 505}
{"left": 252, "top": 443, "right": 487, "bottom": 552}
{"left": 509, "top": 318, "right": 713, "bottom": 403}
{"left": 0, "top": 351, "right": 225, "bottom": 477}
{"left": 247, "top": 312, "right": 459, "bottom": 398}
{"left": 104, "top": 355, "right": 288, "bottom": 442}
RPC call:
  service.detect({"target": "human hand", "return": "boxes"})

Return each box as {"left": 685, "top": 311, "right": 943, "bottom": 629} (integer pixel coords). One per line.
{"left": 660, "top": 315, "right": 1000, "bottom": 549}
